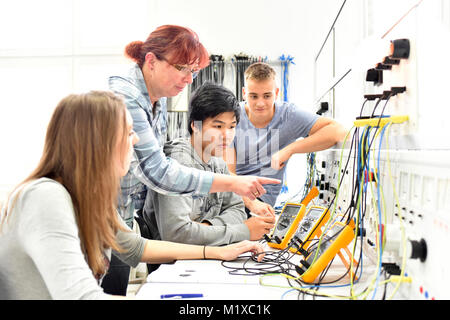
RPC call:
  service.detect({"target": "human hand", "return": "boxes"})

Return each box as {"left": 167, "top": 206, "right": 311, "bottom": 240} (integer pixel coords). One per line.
{"left": 232, "top": 176, "right": 280, "bottom": 200}
{"left": 214, "top": 240, "right": 265, "bottom": 262}
{"left": 271, "top": 147, "right": 292, "bottom": 170}
{"left": 244, "top": 215, "right": 276, "bottom": 241}
{"left": 247, "top": 199, "right": 275, "bottom": 217}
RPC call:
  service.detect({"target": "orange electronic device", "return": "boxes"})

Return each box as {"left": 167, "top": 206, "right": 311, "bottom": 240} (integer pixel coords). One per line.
{"left": 267, "top": 202, "right": 306, "bottom": 250}
{"left": 289, "top": 205, "right": 331, "bottom": 255}
{"left": 295, "top": 220, "right": 356, "bottom": 283}
{"left": 267, "top": 187, "right": 319, "bottom": 250}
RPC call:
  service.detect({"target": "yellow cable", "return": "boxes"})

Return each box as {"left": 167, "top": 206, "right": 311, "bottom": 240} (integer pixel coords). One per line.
{"left": 297, "top": 126, "right": 355, "bottom": 280}
{"left": 258, "top": 123, "right": 409, "bottom": 300}
{"left": 355, "top": 126, "right": 380, "bottom": 299}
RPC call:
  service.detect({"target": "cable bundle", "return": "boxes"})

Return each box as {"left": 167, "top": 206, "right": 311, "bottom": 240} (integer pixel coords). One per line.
{"left": 279, "top": 54, "right": 295, "bottom": 102}
{"left": 221, "top": 96, "right": 409, "bottom": 299}
{"left": 190, "top": 54, "right": 225, "bottom": 95}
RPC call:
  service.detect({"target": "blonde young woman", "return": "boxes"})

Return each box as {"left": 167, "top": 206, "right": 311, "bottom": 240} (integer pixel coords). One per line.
{"left": 0, "top": 91, "right": 264, "bottom": 300}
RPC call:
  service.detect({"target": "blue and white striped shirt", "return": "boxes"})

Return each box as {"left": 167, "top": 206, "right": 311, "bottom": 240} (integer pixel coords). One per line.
{"left": 109, "top": 64, "right": 214, "bottom": 227}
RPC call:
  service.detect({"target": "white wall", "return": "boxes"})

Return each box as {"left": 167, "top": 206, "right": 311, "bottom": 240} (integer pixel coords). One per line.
{"left": 311, "top": 0, "right": 450, "bottom": 299}
{"left": 0, "top": 0, "right": 319, "bottom": 199}
{"left": 313, "top": 0, "right": 450, "bottom": 148}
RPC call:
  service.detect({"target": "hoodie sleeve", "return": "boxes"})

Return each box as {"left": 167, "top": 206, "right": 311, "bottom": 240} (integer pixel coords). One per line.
{"left": 151, "top": 140, "right": 250, "bottom": 245}
{"left": 202, "top": 163, "right": 248, "bottom": 227}
{"left": 152, "top": 191, "right": 249, "bottom": 246}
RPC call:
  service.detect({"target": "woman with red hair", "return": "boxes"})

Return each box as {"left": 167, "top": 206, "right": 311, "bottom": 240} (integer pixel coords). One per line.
{"left": 105, "top": 25, "right": 279, "bottom": 295}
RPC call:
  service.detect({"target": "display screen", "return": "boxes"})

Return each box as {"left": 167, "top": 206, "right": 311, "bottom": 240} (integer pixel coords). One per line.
{"left": 275, "top": 205, "right": 301, "bottom": 232}
{"left": 305, "top": 224, "right": 343, "bottom": 264}
{"left": 294, "top": 207, "right": 326, "bottom": 240}
{"left": 307, "top": 207, "right": 325, "bottom": 219}
{"left": 282, "top": 205, "right": 301, "bottom": 216}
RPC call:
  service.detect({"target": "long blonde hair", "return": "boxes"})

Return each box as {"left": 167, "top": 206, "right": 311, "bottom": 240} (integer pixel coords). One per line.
{"left": 1, "top": 91, "right": 128, "bottom": 276}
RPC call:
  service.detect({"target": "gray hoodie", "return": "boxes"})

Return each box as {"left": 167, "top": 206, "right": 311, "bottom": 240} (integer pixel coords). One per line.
{"left": 144, "top": 138, "right": 250, "bottom": 246}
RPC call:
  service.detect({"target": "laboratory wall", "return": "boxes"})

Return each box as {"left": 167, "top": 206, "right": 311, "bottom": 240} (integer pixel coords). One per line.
{"left": 310, "top": 0, "right": 450, "bottom": 299}
{"left": 0, "top": 0, "right": 320, "bottom": 201}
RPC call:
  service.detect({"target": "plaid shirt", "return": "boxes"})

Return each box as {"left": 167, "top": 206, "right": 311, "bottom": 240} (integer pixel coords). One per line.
{"left": 109, "top": 64, "right": 213, "bottom": 227}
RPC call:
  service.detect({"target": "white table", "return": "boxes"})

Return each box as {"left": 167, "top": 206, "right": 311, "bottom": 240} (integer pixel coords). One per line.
{"left": 136, "top": 244, "right": 379, "bottom": 301}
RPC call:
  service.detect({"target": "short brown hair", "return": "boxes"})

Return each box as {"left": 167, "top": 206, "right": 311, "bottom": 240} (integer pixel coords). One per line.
{"left": 244, "top": 62, "right": 276, "bottom": 82}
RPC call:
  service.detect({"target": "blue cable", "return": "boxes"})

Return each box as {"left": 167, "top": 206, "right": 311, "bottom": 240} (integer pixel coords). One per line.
{"left": 279, "top": 54, "right": 295, "bottom": 102}
{"left": 355, "top": 126, "right": 372, "bottom": 295}
{"left": 371, "top": 123, "right": 389, "bottom": 299}
{"left": 280, "top": 170, "right": 288, "bottom": 194}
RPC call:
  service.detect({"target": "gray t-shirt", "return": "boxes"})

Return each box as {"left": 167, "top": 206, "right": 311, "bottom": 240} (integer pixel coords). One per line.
{"left": 233, "top": 101, "right": 319, "bottom": 206}
{"left": 0, "top": 178, "right": 146, "bottom": 300}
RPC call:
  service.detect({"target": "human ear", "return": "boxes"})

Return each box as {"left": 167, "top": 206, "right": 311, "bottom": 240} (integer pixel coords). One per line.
{"left": 242, "top": 86, "right": 247, "bottom": 100}
{"left": 191, "top": 121, "right": 201, "bottom": 133}
{"left": 145, "top": 52, "right": 157, "bottom": 69}
{"left": 275, "top": 87, "right": 280, "bottom": 100}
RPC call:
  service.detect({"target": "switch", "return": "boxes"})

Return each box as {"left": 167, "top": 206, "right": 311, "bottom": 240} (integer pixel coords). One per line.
{"left": 389, "top": 39, "right": 410, "bottom": 59}
{"left": 376, "top": 63, "right": 392, "bottom": 70}
{"left": 364, "top": 94, "right": 383, "bottom": 101}
{"left": 382, "top": 56, "right": 400, "bottom": 65}
{"left": 366, "top": 68, "right": 383, "bottom": 85}
{"left": 316, "top": 102, "right": 329, "bottom": 115}
{"left": 410, "top": 238, "right": 427, "bottom": 262}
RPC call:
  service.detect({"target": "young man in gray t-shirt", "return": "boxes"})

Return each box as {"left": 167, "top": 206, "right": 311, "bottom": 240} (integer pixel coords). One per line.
{"left": 225, "top": 62, "right": 347, "bottom": 214}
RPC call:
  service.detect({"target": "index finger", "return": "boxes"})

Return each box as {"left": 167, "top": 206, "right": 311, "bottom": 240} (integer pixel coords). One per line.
{"left": 255, "top": 177, "right": 281, "bottom": 185}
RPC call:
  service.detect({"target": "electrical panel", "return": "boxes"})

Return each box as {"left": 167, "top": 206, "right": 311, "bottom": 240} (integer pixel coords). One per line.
{"left": 313, "top": 149, "right": 450, "bottom": 300}
{"left": 301, "top": 0, "right": 450, "bottom": 300}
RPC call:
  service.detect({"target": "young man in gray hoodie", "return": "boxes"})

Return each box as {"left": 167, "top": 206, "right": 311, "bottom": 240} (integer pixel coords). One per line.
{"left": 143, "top": 82, "right": 275, "bottom": 246}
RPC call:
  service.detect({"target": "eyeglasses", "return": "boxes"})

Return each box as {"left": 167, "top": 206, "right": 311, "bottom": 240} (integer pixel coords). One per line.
{"left": 160, "top": 57, "right": 199, "bottom": 79}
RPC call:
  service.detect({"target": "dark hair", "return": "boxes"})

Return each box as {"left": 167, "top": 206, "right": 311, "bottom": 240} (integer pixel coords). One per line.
{"left": 188, "top": 82, "right": 240, "bottom": 134}
{"left": 124, "top": 25, "right": 209, "bottom": 69}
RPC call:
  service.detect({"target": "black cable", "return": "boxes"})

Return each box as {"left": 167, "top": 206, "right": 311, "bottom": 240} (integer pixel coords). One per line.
{"left": 371, "top": 93, "right": 393, "bottom": 118}
{"left": 296, "top": 127, "right": 358, "bottom": 253}
{"left": 369, "top": 97, "right": 384, "bottom": 118}
{"left": 220, "top": 97, "right": 393, "bottom": 298}
{"left": 290, "top": 96, "right": 394, "bottom": 294}
{"left": 302, "top": 126, "right": 370, "bottom": 289}
{"left": 359, "top": 98, "right": 369, "bottom": 117}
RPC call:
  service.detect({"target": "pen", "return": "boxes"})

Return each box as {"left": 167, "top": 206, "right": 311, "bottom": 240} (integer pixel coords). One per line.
{"left": 249, "top": 211, "right": 275, "bottom": 218}
{"left": 160, "top": 293, "right": 204, "bottom": 299}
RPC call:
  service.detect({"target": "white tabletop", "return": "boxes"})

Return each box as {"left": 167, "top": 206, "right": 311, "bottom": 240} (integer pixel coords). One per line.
{"left": 136, "top": 243, "right": 380, "bottom": 300}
